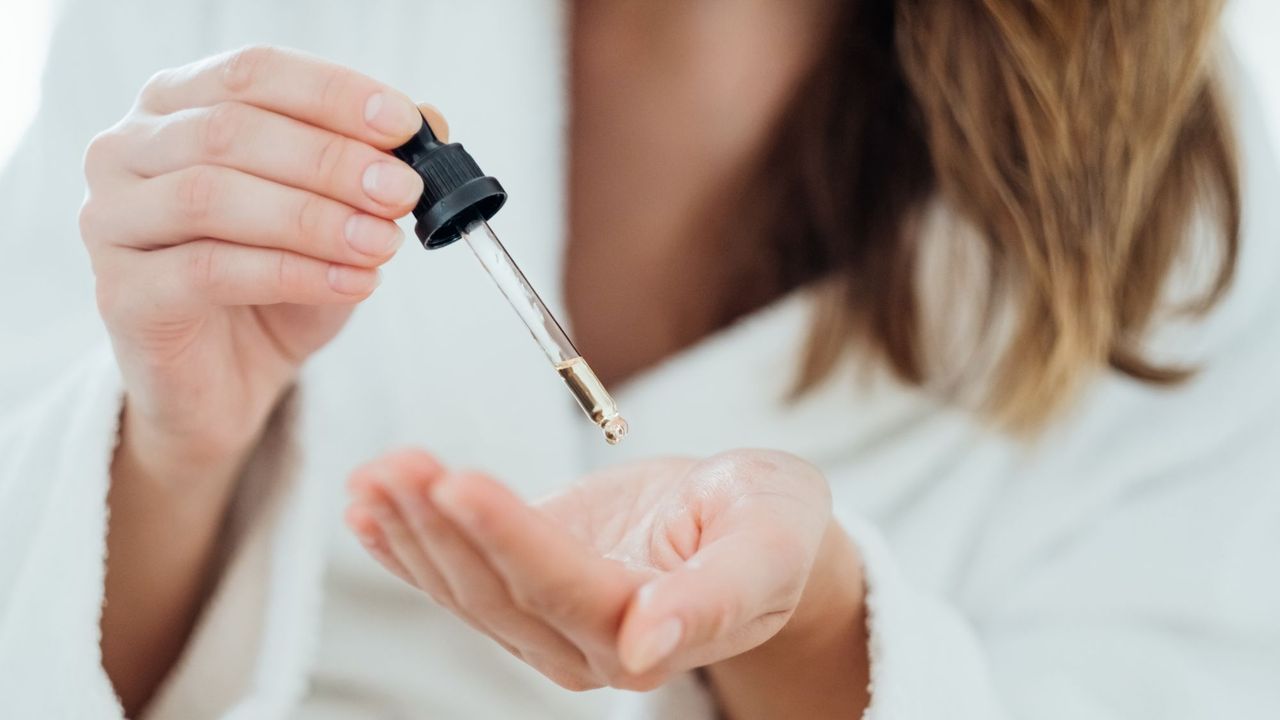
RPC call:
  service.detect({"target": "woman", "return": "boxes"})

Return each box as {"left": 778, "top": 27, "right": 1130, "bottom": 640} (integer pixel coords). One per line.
{"left": 2, "top": 0, "right": 1278, "bottom": 718}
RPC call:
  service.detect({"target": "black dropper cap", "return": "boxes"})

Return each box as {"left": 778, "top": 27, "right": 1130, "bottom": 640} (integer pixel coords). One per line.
{"left": 392, "top": 115, "right": 507, "bottom": 249}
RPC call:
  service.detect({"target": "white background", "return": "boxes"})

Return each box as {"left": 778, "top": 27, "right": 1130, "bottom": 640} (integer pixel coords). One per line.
{"left": 0, "top": 1, "right": 1277, "bottom": 168}
{"left": 0, "top": 0, "right": 54, "bottom": 166}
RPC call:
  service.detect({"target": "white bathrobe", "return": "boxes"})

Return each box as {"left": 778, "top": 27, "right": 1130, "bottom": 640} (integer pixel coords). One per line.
{"left": 2, "top": 1, "right": 1278, "bottom": 718}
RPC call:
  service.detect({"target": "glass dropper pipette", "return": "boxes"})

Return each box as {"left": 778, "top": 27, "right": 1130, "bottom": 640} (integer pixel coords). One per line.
{"left": 391, "top": 116, "right": 628, "bottom": 445}
{"left": 460, "top": 218, "right": 628, "bottom": 444}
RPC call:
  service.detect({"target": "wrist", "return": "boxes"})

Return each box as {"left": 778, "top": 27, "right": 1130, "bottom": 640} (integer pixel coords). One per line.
{"left": 116, "top": 399, "right": 261, "bottom": 494}
{"left": 704, "top": 517, "right": 871, "bottom": 719}
{"left": 769, "top": 517, "right": 867, "bottom": 652}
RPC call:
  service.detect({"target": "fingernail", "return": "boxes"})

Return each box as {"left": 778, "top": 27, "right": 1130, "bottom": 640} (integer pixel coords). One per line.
{"left": 362, "top": 161, "right": 423, "bottom": 206}
{"left": 364, "top": 91, "right": 422, "bottom": 137}
{"left": 328, "top": 265, "right": 381, "bottom": 295}
{"left": 623, "top": 617, "right": 683, "bottom": 674}
{"left": 345, "top": 214, "right": 404, "bottom": 256}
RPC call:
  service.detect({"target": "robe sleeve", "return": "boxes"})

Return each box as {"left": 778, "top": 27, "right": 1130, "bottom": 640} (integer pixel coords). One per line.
{"left": 0, "top": 346, "right": 325, "bottom": 720}
{"left": 0, "top": 1, "right": 326, "bottom": 713}
{"left": 613, "top": 452, "right": 1280, "bottom": 720}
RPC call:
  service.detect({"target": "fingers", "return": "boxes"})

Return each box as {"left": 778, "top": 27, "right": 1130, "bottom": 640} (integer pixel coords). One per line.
{"left": 382, "top": 456, "right": 589, "bottom": 655}
{"left": 344, "top": 503, "right": 415, "bottom": 586}
{"left": 127, "top": 103, "right": 424, "bottom": 218}
{"left": 139, "top": 45, "right": 422, "bottom": 148}
{"left": 347, "top": 451, "right": 597, "bottom": 687}
{"left": 616, "top": 528, "right": 809, "bottom": 675}
{"left": 348, "top": 455, "right": 456, "bottom": 602}
{"left": 96, "top": 240, "right": 379, "bottom": 319}
{"left": 429, "top": 470, "right": 639, "bottom": 637}
{"left": 424, "top": 467, "right": 703, "bottom": 692}
{"left": 80, "top": 45, "right": 440, "bottom": 317}
{"left": 94, "top": 166, "right": 405, "bottom": 266}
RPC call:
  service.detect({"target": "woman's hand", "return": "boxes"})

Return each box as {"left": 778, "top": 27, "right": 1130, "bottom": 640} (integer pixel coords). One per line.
{"left": 345, "top": 448, "right": 868, "bottom": 711}
{"left": 81, "top": 45, "right": 436, "bottom": 469}
{"left": 86, "top": 46, "right": 444, "bottom": 712}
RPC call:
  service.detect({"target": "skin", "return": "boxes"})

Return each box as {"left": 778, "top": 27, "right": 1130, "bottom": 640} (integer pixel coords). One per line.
{"left": 83, "top": 46, "right": 445, "bottom": 713}
{"left": 567, "top": 0, "right": 838, "bottom": 382}
{"left": 345, "top": 450, "right": 870, "bottom": 719}
{"left": 87, "top": 1, "right": 870, "bottom": 717}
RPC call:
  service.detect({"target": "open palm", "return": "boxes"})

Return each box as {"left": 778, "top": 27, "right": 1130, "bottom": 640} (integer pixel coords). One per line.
{"left": 345, "top": 449, "right": 833, "bottom": 690}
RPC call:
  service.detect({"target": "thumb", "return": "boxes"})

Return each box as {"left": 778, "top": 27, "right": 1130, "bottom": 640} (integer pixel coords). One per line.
{"left": 615, "top": 530, "right": 810, "bottom": 675}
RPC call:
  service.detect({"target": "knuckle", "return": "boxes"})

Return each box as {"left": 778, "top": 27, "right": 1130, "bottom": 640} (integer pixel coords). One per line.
{"left": 82, "top": 127, "right": 124, "bottom": 182}
{"left": 221, "top": 44, "right": 273, "bottom": 95}
{"left": 176, "top": 166, "right": 219, "bottom": 223}
{"left": 317, "top": 67, "right": 347, "bottom": 117}
{"left": 201, "top": 102, "right": 247, "bottom": 158}
{"left": 82, "top": 133, "right": 109, "bottom": 175}
{"left": 273, "top": 249, "right": 295, "bottom": 291}
{"left": 77, "top": 197, "right": 104, "bottom": 246}
{"left": 185, "top": 239, "right": 220, "bottom": 293}
{"left": 138, "top": 68, "right": 175, "bottom": 108}
{"left": 313, "top": 134, "right": 348, "bottom": 181}
{"left": 294, "top": 193, "right": 328, "bottom": 239}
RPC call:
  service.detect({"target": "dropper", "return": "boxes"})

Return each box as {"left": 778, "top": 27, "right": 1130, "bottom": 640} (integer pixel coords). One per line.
{"left": 393, "top": 117, "right": 628, "bottom": 445}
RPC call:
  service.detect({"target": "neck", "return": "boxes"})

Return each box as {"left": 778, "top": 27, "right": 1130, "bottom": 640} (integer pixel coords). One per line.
{"left": 565, "top": 0, "right": 835, "bottom": 385}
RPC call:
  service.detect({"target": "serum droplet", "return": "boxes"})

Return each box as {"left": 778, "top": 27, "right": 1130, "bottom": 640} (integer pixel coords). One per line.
{"left": 602, "top": 416, "right": 629, "bottom": 445}
{"left": 557, "top": 356, "right": 629, "bottom": 446}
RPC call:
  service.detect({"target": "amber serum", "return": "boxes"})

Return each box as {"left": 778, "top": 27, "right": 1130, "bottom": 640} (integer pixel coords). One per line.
{"left": 462, "top": 218, "right": 628, "bottom": 445}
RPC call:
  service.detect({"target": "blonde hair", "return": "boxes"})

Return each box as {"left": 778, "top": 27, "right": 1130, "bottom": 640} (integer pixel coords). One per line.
{"left": 741, "top": 0, "right": 1239, "bottom": 430}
